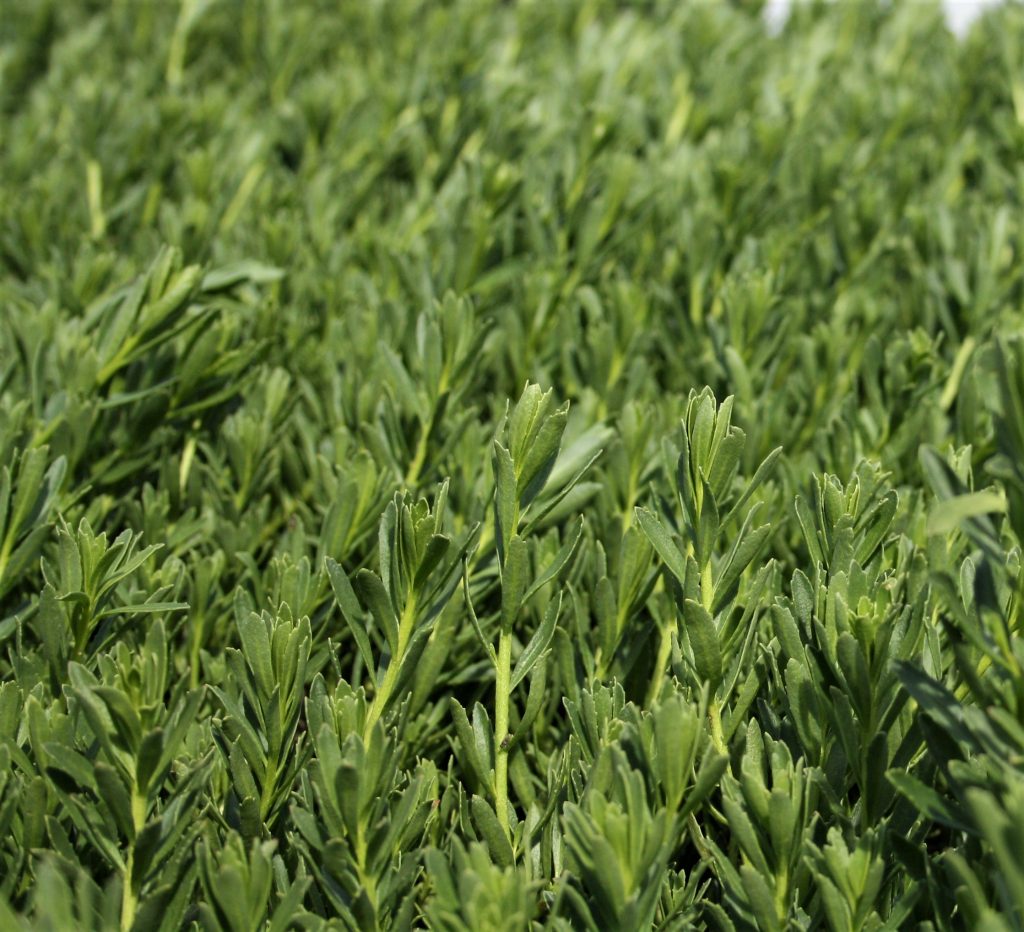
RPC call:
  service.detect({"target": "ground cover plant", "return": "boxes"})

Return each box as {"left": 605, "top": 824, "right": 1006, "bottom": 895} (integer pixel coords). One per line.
{"left": 3, "top": 0, "right": 1024, "bottom": 927}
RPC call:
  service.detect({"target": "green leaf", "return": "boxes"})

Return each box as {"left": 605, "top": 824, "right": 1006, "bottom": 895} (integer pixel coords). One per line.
{"left": 236, "top": 612, "right": 274, "bottom": 697}
{"left": 95, "top": 763, "right": 135, "bottom": 840}
{"left": 887, "top": 770, "right": 971, "bottom": 833}
{"left": 511, "top": 658, "right": 548, "bottom": 745}
{"left": 696, "top": 478, "right": 719, "bottom": 569}
{"left": 679, "top": 750, "right": 728, "bottom": 821}
{"left": 855, "top": 489, "right": 898, "bottom": 563}
{"left": 470, "top": 795, "right": 514, "bottom": 868}
{"left": 634, "top": 507, "right": 686, "bottom": 585}
{"left": 511, "top": 593, "right": 561, "bottom": 691}
{"left": 740, "top": 864, "right": 781, "bottom": 932}
{"left": 723, "top": 447, "right": 782, "bottom": 526}
{"left": 44, "top": 744, "right": 98, "bottom": 793}
{"left": 501, "top": 535, "right": 529, "bottom": 631}
{"left": 712, "top": 521, "right": 771, "bottom": 613}
{"left": 494, "top": 441, "right": 517, "bottom": 560}
{"left": 462, "top": 557, "right": 497, "bottom": 666}
{"left": 354, "top": 570, "right": 399, "bottom": 658}
{"left": 135, "top": 730, "right": 164, "bottom": 794}
{"left": 682, "top": 599, "right": 722, "bottom": 689}
{"left": 927, "top": 490, "right": 1006, "bottom": 536}
{"left": 522, "top": 515, "right": 584, "bottom": 602}
{"left": 201, "top": 260, "right": 285, "bottom": 291}
{"left": 795, "top": 494, "right": 825, "bottom": 569}
{"left": 326, "top": 558, "right": 376, "bottom": 673}
{"left": 450, "top": 699, "right": 490, "bottom": 789}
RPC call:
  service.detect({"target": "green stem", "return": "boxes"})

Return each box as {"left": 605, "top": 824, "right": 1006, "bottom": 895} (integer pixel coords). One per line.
{"left": 405, "top": 417, "right": 433, "bottom": 487}
{"left": 121, "top": 848, "right": 136, "bottom": 931}
{"left": 494, "top": 626, "right": 513, "bottom": 841}
{"left": 774, "top": 864, "right": 790, "bottom": 921}
{"left": 645, "top": 624, "right": 673, "bottom": 708}
{"left": 166, "top": 0, "right": 194, "bottom": 88}
{"left": 405, "top": 379, "right": 447, "bottom": 488}
{"left": 87, "top": 160, "right": 106, "bottom": 238}
{"left": 189, "top": 615, "right": 204, "bottom": 691}
{"left": 708, "top": 699, "right": 727, "bottom": 755}
{"left": 73, "top": 603, "right": 96, "bottom": 660}
{"left": 121, "top": 791, "right": 147, "bottom": 931}
{"left": 352, "top": 814, "right": 378, "bottom": 915}
{"left": 700, "top": 560, "right": 714, "bottom": 611}
{"left": 0, "top": 534, "right": 12, "bottom": 593}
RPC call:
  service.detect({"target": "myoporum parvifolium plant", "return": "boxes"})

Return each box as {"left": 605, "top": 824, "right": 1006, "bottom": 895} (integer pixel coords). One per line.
{"left": 3, "top": 0, "right": 1024, "bottom": 928}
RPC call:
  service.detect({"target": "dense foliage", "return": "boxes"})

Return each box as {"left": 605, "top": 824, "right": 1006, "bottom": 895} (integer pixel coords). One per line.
{"left": 3, "top": 0, "right": 1024, "bottom": 928}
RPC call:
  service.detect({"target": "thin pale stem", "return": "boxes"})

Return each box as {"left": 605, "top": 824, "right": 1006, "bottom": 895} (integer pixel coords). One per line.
{"left": 645, "top": 624, "right": 673, "bottom": 708}
{"left": 708, "top": 699, "right": 727, "bottom": 755}
{"left": 701, "top": 560, "right": 714, "bottom": 611}
{"left": 494, "top": 626, "right": 513, "bottom": 841}
{"left": 120, "top": 790, "right": 147, "bottom": 931}
{"left": 404, "top": 423, "right": 431, "bottom": 487}
{"left": 121, "top": 848, "right": 136, "bottom": 932}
